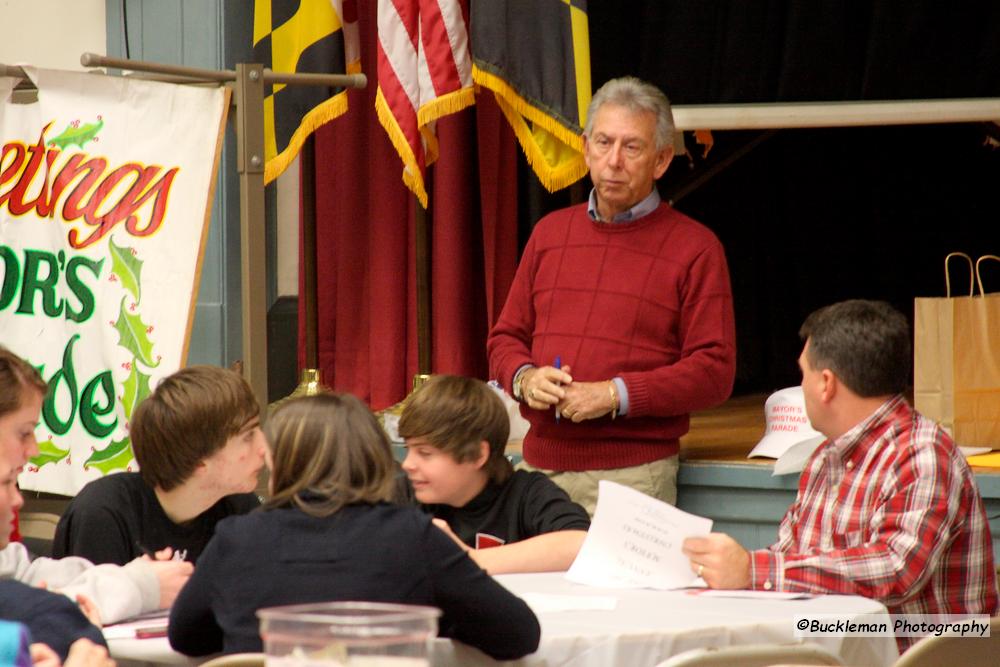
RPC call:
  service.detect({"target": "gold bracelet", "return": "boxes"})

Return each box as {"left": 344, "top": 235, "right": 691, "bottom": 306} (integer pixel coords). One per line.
{"left": 608, "top": 381, "right": 618, "bottom": 419}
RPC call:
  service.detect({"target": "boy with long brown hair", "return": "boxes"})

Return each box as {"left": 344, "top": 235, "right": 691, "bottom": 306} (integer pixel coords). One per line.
{"left": 54, "top": 366, "right": 265, "bottom": 565}
{"left": 399, "top": 375, "right": 590, "bottom": 573}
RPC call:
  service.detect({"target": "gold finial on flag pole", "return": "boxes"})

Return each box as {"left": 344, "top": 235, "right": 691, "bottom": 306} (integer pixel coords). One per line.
{"left": 268, "top": 368, "right": 329, "bottom": 416}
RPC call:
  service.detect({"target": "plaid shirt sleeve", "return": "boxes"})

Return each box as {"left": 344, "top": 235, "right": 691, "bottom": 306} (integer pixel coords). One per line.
{"left": 749, "top": 465, "right": 804, "bottom": 592}
{"left": 748, "top": 406, "right": 994, "bottom": 611}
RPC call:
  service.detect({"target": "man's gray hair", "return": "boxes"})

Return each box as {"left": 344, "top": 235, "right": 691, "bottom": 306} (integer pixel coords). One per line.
{"left": 584, "top": 77, "right": 675, "bottom": 151}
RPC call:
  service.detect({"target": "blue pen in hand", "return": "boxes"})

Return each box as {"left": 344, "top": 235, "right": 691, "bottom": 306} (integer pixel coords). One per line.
{"left": 554, "top": 356, "right": 562, "bottom": 422}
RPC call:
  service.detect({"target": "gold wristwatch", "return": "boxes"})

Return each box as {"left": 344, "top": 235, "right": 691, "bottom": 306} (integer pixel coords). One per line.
{"left": 512, "top": 367, "right": 531, "bottom": 401}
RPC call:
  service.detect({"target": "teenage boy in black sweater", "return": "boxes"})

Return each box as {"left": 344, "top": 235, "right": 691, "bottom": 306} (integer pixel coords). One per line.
{"left": 54, "top": 366, "right": 265, "bottom": 565}
{"left": 399, "top": 375, "right": 590, "bottom": 573}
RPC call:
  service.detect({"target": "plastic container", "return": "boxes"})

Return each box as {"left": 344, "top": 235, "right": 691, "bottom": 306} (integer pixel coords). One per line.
{"left": 257, "top": 601, "right": 441, "bottom": 667}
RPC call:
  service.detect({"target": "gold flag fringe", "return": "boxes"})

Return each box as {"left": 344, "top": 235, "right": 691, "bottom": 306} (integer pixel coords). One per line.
{"left": 264, "top": 90, "right": 349, "bottom": 185}
{"left": 472, "top": 66, "right": 588, "bottom": 192}
{"left": 417, "top": 86, "right": 476, "bottom": 127}
{"left": 375, "top": 86, "right": 429, "bottom": 208}
{"left": 376, "top": 85, "right": 475, "bottom": 206}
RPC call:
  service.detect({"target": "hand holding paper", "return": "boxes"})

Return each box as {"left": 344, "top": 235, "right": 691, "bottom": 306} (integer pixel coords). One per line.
{"left": 566, "top": 481, "right": 713, "bottom": 590}
{"left": 681, "top": 533, "right": 751, "bottom": 589}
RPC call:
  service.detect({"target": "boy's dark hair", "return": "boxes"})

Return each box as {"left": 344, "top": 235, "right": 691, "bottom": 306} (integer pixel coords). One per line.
{"left": 799, "top": 299, "right": 911, "bottom": 397}
{"left": 130, "top": 366, "right": 260, "bottom": 491}
{"left": 398, "top": 375, "right": 512, "bottom": 484}
{"left": 0, "top": 345, "right": 47, "bottom": 419}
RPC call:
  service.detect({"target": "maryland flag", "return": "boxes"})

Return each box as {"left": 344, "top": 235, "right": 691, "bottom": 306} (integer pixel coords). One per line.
{"left": 376, "top": 0, "right": 475, "bottom": 207}
{"left": 470, "top": 0, "right": 591, "bottom": 192}
{"left": 253, "top": 0, "right": 360, "bottom": 184}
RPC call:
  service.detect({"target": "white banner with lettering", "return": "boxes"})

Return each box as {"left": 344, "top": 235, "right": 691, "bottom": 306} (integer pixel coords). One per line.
{"left": 0, "top": 67, "right": 227, "bottom": 494}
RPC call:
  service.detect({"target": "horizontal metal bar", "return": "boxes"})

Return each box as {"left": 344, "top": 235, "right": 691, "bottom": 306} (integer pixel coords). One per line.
{"left": 80, "top": 52, "right": 234, "bottom": 81}
{"left": 79, "top": 52, "right": 366, "bottom": 89}
{"left": 264, "top": 69, "right": 367, "bottom": 88}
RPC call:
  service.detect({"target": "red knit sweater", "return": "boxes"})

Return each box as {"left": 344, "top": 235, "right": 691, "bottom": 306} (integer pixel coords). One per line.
{"left": 488, "top": 202, "right": 736, "bottom": 471}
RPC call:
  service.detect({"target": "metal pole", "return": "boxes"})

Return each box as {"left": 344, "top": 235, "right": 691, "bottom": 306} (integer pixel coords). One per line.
{"left": 414, "top": 199, "right": 431, "bottom": 376}
{"left": 78, "top": 52, "right": 367, "bottom": 89}
{"left": 300, "top": 136, "right": 319, "bottom": 369}
{"left": 233, "top": 63, "right": 270, "bottom": 404}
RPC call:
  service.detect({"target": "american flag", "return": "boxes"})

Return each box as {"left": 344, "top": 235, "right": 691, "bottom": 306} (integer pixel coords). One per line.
{"left": 375, "top": 0, "right": 475, "bottom": 207}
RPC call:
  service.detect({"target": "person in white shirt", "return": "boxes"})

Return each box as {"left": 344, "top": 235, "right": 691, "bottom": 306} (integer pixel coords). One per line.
{"left": 0, "top": 345, "right": 191, "bottom": 625}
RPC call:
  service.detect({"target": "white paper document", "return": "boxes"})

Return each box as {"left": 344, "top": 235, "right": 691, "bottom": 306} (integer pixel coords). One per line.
{"left": 690, "top": 589, "right": 814, "bottom": 600}
{"left": 102, "top": 609, "right": 169, "bottom": 639}
{"left": 566, "top": 481, "right": 713, "bottom": 590}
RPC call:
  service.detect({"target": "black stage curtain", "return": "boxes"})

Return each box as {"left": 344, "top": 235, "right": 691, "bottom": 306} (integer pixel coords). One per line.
{"left": 520, "top": 1, "right": 1000, "bottom": 394}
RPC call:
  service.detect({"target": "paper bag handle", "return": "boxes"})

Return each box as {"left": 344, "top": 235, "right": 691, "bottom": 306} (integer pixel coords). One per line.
{"left": 975, "top": 254, "right": 1000, "bottom": 296}
{"left": 944, "top": 252, "right": 974, "bottom": 297}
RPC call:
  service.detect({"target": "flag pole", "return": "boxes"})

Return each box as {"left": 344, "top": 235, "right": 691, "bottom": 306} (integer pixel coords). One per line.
{"left": 301, "top": 135, "right": 320, "bottom": 370}
{"left": 414, "top": 197, "right": 431, "bottom": 378}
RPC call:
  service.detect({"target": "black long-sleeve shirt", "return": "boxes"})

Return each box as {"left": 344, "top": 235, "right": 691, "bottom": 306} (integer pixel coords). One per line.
{"left": 423, "top": 470, "right": 590, "bottom": 549}
{"left": 168, "top": 502, "right": 540, "bottom": 660}
{"left": 53, "top": 472, "right": 259, "bottom": 565}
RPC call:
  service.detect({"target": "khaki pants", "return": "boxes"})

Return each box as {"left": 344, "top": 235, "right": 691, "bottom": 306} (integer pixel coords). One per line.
{"left": 518, "top": 455, "right": 679, "bottom": 517}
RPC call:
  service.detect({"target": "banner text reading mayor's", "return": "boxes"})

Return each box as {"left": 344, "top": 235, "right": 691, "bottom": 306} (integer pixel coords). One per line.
{"left": 0, "top": 67, "right": 227, "bottom": 495}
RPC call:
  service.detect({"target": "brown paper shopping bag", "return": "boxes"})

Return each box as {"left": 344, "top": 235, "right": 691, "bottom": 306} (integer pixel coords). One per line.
{"left": 914, "top": 254, "right": 1000, "bottom": 447}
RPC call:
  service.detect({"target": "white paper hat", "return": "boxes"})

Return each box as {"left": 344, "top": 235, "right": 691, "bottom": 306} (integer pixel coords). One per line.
{"left": 748, "top": 386, "right": 825, "bottom": 462}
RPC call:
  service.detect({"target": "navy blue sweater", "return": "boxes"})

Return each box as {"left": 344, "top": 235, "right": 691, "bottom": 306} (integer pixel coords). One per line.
{"left": 168, "top": 502, "right": 539, "bottom": 660}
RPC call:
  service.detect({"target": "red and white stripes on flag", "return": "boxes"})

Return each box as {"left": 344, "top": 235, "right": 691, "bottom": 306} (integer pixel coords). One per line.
{"left": 376, "top": 0, "right": 474, "bottom": 207}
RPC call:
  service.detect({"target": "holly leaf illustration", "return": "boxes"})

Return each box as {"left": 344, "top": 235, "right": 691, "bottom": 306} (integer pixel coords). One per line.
{"left": 47, "top": 118, "right": 105, "bottom": 150}
{"left": 121, "top": 360, "right": 152, "bottom": 420}
{"left": 28, "top": 440, "right": 70, "bottom": 468}
{"left": 114, "top": 297, "right": 159, "bottom": 368}
{"left": 109, "top": 236, "right": 142, "bottom": 304}
{"left": 84, "top": 436, "right": 134, "bottom": 474}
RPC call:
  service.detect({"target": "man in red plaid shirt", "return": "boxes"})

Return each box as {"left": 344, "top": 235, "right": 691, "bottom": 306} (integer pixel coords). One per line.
{"left": 684, "top": 300, "right": 998, "bottom": 646}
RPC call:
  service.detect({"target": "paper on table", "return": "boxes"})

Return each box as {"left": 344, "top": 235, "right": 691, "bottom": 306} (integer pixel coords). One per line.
{"left": 102, "top": 609, "right": 169, "bottom": 640}
{"left": 689, "top": 589, "right": 814, "bottom": 600}
{"left": 566, "top": 480, "right": 713, "bottom": 590}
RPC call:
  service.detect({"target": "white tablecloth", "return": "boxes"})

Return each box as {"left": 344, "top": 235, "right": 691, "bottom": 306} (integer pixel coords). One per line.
{"left": 430, "top": 572, "right": 899, "bottom": 667}
{"left": 107, "top": 637, "right": 201, "bottom": 667}
{"left": 109, "top": 572, "right": 899, "bottom": 667}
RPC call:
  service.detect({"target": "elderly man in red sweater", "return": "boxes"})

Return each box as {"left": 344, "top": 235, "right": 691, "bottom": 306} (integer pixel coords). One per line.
{"left": 488, "top": 77, "right": 736, "bottom": 514}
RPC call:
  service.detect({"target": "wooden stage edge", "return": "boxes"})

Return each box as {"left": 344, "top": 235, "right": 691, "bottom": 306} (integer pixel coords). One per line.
{"left": 508, "top": 393, "right": 1000, "bottom": 474}
{"left": 679, "top": 393, "right": 768, "bottom": 462}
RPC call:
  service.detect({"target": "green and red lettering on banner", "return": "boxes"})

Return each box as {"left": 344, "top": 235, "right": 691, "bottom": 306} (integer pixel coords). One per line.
{"left": 0, "top": 67, "right": 228, "bottom": 494}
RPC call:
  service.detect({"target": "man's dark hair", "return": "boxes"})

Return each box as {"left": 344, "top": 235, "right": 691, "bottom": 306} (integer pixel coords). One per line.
{"left": 799, "top": 299, "right": 911, "bottom": 397}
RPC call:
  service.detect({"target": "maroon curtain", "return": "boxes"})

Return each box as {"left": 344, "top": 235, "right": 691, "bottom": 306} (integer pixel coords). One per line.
{"left": 298, "top": 0, "right": 518, "bottom": 410}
